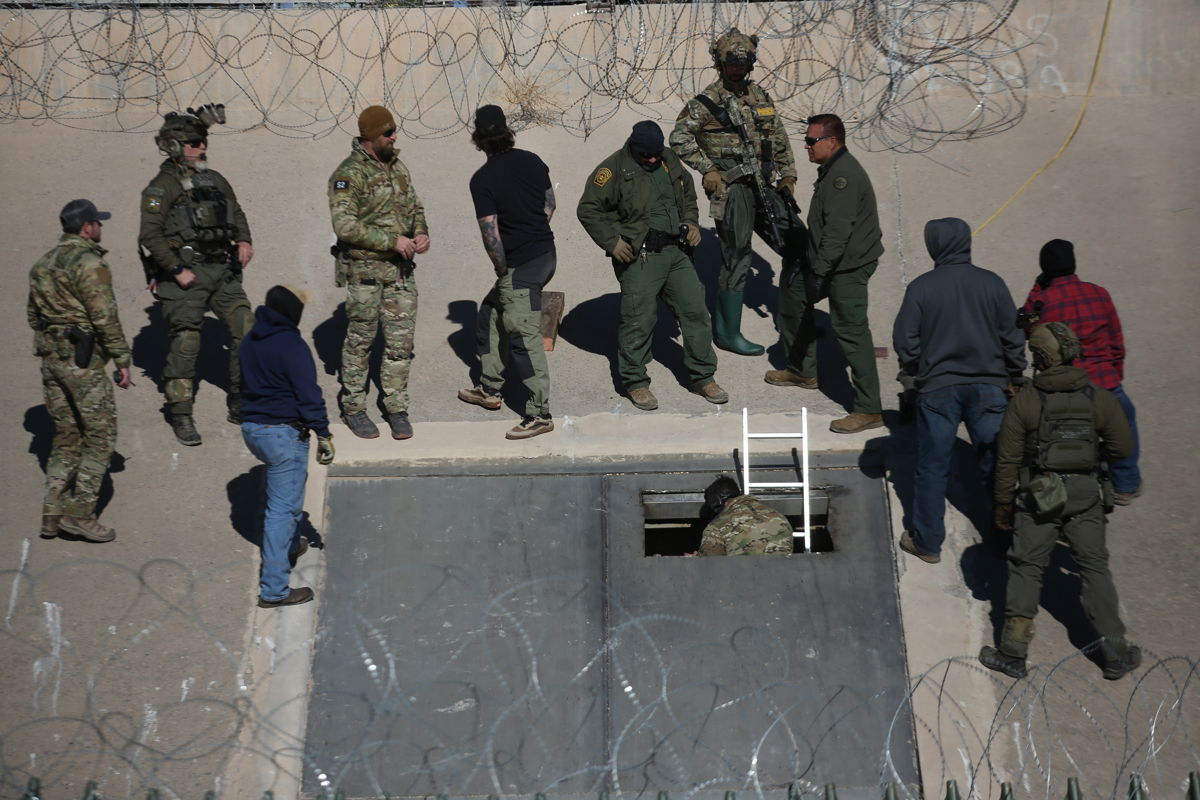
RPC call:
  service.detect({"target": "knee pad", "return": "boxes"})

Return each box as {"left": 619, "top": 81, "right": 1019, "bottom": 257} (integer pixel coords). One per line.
{"left": 165, "top": 378, "right": 194, "bottom": 403}
{"left": 229, "top": 304, "right": 255, "bottom": 339}
{"left": 173, "top": 329, "right": 201, "bottom": 358}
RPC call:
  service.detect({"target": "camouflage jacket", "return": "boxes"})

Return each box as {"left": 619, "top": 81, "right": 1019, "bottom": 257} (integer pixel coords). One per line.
{"left": 698, "top": 494, "right": 792, "bottom": 556}
{"left": 139, "top": 159, "right": 252, "bottom": 279}
{"left": 328, "top": 138, "right": 428, "bottom": 262}
{"left": 669, "top": 77, "right": 796, "bottom": 182}
{"left": 27, "top": 234, "right": 132, "bottom": 369}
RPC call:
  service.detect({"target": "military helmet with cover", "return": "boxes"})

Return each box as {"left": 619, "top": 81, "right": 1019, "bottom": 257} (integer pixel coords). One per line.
{"left": 1029, "top": 321, "right": 1082, "bottom": 370}
{"left": 710, "top": 27, "right": 759, "bottom": 70}
{"left": 156, "top": 112, "right": 208, "bottom": 159}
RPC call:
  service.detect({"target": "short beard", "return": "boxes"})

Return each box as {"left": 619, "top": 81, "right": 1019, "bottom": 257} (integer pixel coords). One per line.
{"left": 192, "top": 157, "right": 209, "bottom": 172}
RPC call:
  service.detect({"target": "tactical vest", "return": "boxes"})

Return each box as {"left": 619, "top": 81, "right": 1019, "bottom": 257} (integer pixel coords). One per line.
{"left": 1034, "top": 386, "right": 1099, "bottom": 474}
{"left": 162, "top": 173, "right": 239, "bottom": 254}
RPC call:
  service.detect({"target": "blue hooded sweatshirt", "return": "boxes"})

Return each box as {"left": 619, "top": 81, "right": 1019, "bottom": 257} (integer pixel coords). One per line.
{"left": 239, "top": 305, "right": 332, "bottom": 438}
{"left": 891, "top": 217, "right": 1027, "bottom": 394}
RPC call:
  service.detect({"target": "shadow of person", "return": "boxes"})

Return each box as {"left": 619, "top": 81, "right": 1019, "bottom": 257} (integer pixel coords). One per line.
{"left": 446, "top": 299, "right": 480, "bottom": 375}
{"left": 226, "top": 465, "right": 323, "bottom": 551}
{"left": 25, "top": 404, "right": 54, "bottom": 472}
{"left": 691, "top": 226, "right": 779, "bottom": 324}
{"left": 559, "top": 292, "right": 693, "bottom": 394}
{"left": 765, "top": 308, "right": 855, "bottom": 411}
{"left": 310, "top": 301, "right": 383, "bottom": 415}
{"left": 131, "top": 300, "right": 236, "bottom": 422}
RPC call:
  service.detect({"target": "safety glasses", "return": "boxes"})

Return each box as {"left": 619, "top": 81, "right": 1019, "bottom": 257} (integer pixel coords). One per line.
{"left": 804, "top": 134, "right": 834, "bottom": 148}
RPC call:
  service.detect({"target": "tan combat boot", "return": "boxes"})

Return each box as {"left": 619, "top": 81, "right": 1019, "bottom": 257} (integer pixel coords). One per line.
{"left": 764, "top": 370, "right": 818, "bottom": 389}
{"left": 830, "top": 412, "right": 884, "bottom": 434}
{"left": 690, "top": 381, "right": 729, "bottom": 404}
{"left": 58, "top": 516, "right": 116, "bottom": 543}
{"left": 628, "top": 387, "right": 658, "bottom": 411}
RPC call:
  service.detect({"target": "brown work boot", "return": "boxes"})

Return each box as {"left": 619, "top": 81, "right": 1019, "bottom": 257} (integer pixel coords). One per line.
{"left": 458, "top": 385, "right": 502, "bottom": 410}
{"left": 628, "top": 387, "right": 658, "bottom": 411}
{"left": 58, "top": 515, "right": 116, "bottom": 543}
{"left": 1113, "top": 482, "right": 1143, "bottom": 506}
{"left": 257, "top": 587, "right": 314, "bottom": 609}
{"left": 288, "top": 536, "right": 309, "bottom": 568}
{"left": 690, "top": 381, "right": 729, "bottom": 404}
{"left": 40, "top": 514, "right": 62, "bottom": 539}
{"left": 765, "top": 370, "right": 818, "bottom": 389}
{"left": 830, "top": 412, "right": 884, "bottom": 434}
{"left": 899, "top": 530, "right": 940, "bottom": 564}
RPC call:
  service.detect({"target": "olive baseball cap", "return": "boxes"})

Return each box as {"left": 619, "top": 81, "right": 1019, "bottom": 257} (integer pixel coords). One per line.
{"left": 60, "top": 199, "right": 112, "bottom": 229}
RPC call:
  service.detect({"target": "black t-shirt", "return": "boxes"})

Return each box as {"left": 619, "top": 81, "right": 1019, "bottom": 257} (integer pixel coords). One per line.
{"left": 469, "top": 149, "right": 555, "bottom": 267}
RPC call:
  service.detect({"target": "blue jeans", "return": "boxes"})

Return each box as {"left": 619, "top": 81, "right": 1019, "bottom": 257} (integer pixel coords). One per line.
{"left": 242, "top": 423, "right": 309, "bottom": 602}
{"left": 912, "top": 384, "right": 1008, "bottom": 556}
{"left": 1108, "top": 384, "right": 1141, "bottom": 492}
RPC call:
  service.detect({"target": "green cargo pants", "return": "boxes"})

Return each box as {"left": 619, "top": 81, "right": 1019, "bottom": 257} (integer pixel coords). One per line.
{"left": 478, "top": 251, "right": 555, "bottom": 417}
{"left": 341, "top": 259, "right": 418, "bottom": 416}
{"left": 713, "top": 175, "right": 807, "bottom": 293}
{"left": 41, "top": 354, "right": 117, "bottom": 519}
{"left": 777, "top": 260, "right": 882, "bottom": 414}
{"left": 613, "top": 246, "right": 718, "bottom": 391}
{"left": 1003, "top": 475, "right": 1128, "bottom": 660}
{"left": 156, "top": 259, "right": 253, "bottom": 415}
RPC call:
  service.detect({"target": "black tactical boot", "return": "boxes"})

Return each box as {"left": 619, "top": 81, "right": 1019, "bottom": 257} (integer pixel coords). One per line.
{"left": 388, "top": 411, "right": 413, "bottom": 440}
{"left": 979, "top": 645, "right": 1028, "bottom": 679}
{"left": 342, "top": 410, "right": 380, "bottom": 439}
{"left": 1102, "top": 644, "right": 1142, "bottom": 680}
{"left": 172, "top": 414, "right": 202, "bottom": 447}
{"left": 227, "top": 393, "right": 242, "bottom": 425}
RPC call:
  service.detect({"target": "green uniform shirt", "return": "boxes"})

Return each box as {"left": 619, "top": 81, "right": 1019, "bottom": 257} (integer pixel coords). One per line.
{"left": 648, "top": 162, "right": 681, "bottom": 232}
{"left": 993, "top": 365, "right": 1134, "bottom": 506}
{"left": 138, "top": 159, "right": 252, "bottom": 278}
{"left": 699, "top": 494, "right": 793, "bottom": 556}
{"left": 576, "top": 143, "right": 698, "bottom": 255}
{"left": 328, "top": 138, "right": 428, "bottom": 262}
{"left": 669, "top": 77, "right": 797, "bottom": 181}
{"left": 27, "top": 234, "right": 132, "bottom": 369}
{"left": 806, "top": 147, "right": 884, "bottom": 276}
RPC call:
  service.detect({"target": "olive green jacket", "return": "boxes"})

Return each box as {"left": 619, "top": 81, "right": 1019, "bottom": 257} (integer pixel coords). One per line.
{"left": 27, "top": 234, "right": 132, "bottom": 369}
{"left": 806, "top": 147, "right": 884, "bottom": 276}
{"left": 576, "top": 143, "right": 699, "bottom": 255}
{"left": 139, "top": 159, "right": 252, "bottom": 278}
{"left": 993, "top": 365, "right": 1134, "bottom": 506}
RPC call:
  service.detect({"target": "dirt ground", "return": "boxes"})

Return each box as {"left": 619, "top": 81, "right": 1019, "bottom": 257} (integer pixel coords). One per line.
{"left": 1, "top": 85, "right": 1198, "bottom": 796}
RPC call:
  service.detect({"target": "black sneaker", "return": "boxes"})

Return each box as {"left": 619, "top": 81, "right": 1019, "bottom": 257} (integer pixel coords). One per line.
{"left": 506, "top": 414, "right": 554, "bottom": 440}
{"left": 342, "top": 410, "right": 380, "bottom": 439}
{"left": 172, "top": 414, "right": 202, "bottom": 446}
{"left": 979, "top": 645, "right": 1028, "bottom": 679}
{"left": 388, "top": 411, "right": 413, "bottom": 440}
{"left": 1102, "top": 644, "right": 1142, "bottom": 680}
{"left": 257, "top": 587, "right": 314, "bottom": 609}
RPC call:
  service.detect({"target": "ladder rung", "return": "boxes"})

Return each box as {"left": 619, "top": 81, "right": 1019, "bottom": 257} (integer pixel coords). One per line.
{"left": 748, "top": 482, "right": 806, "bottom": 488}
{"left": 746, "top": 432, "right": 805, "bottom": 439}
{"left": 791, "top": 532, "right": 808, "bottom": 538}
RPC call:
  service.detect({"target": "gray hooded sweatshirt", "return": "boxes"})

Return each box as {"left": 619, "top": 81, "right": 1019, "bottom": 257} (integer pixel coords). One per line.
{"left": 892, "top": 217, "right": 1027, "bottom": 394}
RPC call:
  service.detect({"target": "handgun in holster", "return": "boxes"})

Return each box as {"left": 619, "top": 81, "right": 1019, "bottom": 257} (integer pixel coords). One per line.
{"left": 66, "top": 326, "right": 96, "bottom": 368}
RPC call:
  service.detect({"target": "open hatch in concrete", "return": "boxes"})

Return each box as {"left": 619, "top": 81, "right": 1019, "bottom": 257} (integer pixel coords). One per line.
{"left": 307, "top": 454, "right": 917, "bottom": 798}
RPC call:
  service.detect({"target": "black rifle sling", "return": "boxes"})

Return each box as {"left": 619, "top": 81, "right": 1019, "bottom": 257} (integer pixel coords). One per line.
{"left": 693, "top": 94, "right": 733, "bottom": 131}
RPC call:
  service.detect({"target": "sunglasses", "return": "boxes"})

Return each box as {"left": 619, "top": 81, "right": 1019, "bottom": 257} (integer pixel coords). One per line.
{"left": 632, "top": 149, "right": 662, "bottom": 160}
{"left": 184, "top": 138, "right": 207, "bottom": 148}
{"left": 804, "top": 134, "right": 834, "bottom": 148}
{"left": 382, "top": 128, "right": 397, "bottom": 138}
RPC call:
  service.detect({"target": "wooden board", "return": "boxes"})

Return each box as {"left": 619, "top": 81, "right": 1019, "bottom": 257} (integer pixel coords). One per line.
{"left": 540, "top": 291, "right": 565, "bottom": 351}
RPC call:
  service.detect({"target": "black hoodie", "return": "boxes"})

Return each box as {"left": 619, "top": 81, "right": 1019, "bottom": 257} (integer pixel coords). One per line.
{"left": 892, "top": 218, "right": 1026, "bottom": 394}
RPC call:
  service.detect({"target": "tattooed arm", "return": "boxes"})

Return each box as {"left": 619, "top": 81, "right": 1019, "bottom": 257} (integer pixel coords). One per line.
{"left": 544, "top": 186, "right": 557, "bottom": 222}
{"left": 477, "top": 215, "right": 507, "bottom": 277}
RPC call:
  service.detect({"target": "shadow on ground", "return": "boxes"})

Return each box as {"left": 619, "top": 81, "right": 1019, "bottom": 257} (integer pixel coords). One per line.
{"left": 131, "top": 301, "right": 235, "bottom": 423}
{"left": 25, "top": 404, "right": 125, "bottom": 518}
{"left": 226, "top": 464, "right": 322, "bottom": 550}
{"left": 311, "top": 301, "right": 388, "bottom": 416}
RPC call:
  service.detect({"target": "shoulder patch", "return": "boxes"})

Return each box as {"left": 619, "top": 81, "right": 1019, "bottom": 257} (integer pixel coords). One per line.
{"left": 833, "top": 176, "right": 848, "bottom": 190}
{"left": 144, "top": 195, "right": 163, "bottom": 212}
{"left": 396, "top": 173, "right": 409, "bottom": 193}
{"left": 333, "top": 179, "right": 349, "bottom": 191}
{"left": 144, "top": 186, "right": 164, "bottom": 197}
{"left": 594, "top": 168, "right": 612, "bottom": 187}
{"left": 93, "top": 266, "right": 112, "bottom": 285}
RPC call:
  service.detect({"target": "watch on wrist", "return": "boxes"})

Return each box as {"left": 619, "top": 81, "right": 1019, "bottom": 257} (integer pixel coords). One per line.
{"left": 173, "top": 264, "right": 186, "bottom": 275}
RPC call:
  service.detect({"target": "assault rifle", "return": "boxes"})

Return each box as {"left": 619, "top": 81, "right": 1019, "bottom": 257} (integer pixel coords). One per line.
{"left": 722, "top": 95, "right": 785, "bottom": 251}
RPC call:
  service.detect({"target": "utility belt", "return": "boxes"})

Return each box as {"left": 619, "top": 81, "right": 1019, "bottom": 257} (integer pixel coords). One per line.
{"left": 347, "top": 253, "right": 416, "bottom": 288}
{"left": 35, "top": 321, "right": 97, "bottom": 367}
{"left": 287, "top": 420, "right": 311, "bottom": 440}
{"left": 642, "top": 228, "right": 686, "bottom": 254}
{"left": 1021, "top": 466, "right": 1105, "bottom": 519}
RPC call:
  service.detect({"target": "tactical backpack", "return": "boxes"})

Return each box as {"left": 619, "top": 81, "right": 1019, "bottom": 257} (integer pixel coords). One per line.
{"left": 1035, "top": 386, "right": 1099, "bottom": 474}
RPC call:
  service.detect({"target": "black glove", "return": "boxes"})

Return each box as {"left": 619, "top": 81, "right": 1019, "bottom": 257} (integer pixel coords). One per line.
{"left": 805, "top": 270, "right": 829, "bottom": 305}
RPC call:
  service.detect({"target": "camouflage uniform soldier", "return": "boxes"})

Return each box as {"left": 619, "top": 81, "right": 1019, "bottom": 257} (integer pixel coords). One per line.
{"left": 139, "top": 108, "right": 255, "bottom": 447}
{"left": 669, "top": 28, "right": 805, "bottom": 357}
{"left": 329, "top": 105, "right": 430, "bottom": 440}
{"left": 697, "top": 476, "right": 792, "bottom": 556}
{"left": 28, "top": 200, "right": 133, "bottom": 543}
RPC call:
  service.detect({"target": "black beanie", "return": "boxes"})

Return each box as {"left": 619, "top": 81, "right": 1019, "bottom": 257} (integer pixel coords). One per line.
{"left": 629, "top": 121, "right": 665, "bottom": 153}
{"left": 266, "top": 285, "right": 305, "bottom": 325}
{"left": 1038, "top": 239, "right": 1076, "bottom": 287}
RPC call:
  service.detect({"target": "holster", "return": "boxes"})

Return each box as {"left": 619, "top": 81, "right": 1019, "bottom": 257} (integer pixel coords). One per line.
{"left": 642, "top": 229, "right": 682, "bottom": 254}
{"left": 66, "top": 326, "right": 96, "bottom": 368}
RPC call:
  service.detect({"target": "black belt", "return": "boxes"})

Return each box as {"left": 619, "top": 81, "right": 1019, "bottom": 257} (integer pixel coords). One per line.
{"left": 287, "top": 420, "right": 311, "bottom": 439}
{"left": 643, "top": 228, "right": 683, "bottom": 253}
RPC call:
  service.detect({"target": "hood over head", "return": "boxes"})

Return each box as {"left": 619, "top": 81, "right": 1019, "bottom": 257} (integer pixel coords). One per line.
{"left": 923, "top": 217, "right": 973, "bottom": 268}
{"left": 263, "top": 284, "right": 311, "bottom": 326}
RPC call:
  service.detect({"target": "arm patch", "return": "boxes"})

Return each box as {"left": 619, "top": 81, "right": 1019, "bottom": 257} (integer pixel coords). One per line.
{"left": 93, "top": 266, "right": 112, "bottom": 285}
{"left": 144, "top": 195, "right": 163, "bottom": 212}
{"left": 333, "top": 179, "right": 350, "bottom": 191}
{"left": 594, "top": 168, "right": 612, "bottom": 187}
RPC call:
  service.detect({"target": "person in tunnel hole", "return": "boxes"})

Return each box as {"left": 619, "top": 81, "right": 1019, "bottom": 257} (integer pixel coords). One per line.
{"left": 688, "top": 475, "right": 792, "bottom": 556}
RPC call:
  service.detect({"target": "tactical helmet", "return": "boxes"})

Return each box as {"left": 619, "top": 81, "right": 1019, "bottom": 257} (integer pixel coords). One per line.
{"left": 710, "top": 27, "right": 759, "bottom": 70}
{"left": 155, "top": 111, "right": 209, "bottom": 159}
{"left": 1029, "top": 322, "right": 1082, "bottom": 370}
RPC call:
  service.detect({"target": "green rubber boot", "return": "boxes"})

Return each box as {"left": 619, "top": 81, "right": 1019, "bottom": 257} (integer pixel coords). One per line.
{"left": 714, "top": 292, "right": 765, "bottom": 356}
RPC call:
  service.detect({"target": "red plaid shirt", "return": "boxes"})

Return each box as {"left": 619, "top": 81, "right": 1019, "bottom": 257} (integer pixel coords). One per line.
{"left": 1023, "top": 275, "right": 1124, "bottom": 389}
